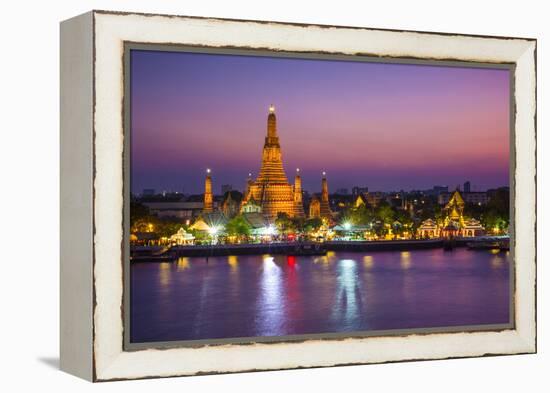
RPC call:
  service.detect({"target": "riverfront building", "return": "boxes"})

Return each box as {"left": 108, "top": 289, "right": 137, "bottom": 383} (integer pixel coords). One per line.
{"left": 417, "top": 189, "right": 485, "bottom": 238}
{"left": 438, "top": 190, "right": 489, "bottom": 205}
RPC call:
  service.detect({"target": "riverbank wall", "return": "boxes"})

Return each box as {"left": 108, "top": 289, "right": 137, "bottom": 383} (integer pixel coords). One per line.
{"left": 159, "top": 239, "right": 466, "bottom": 258}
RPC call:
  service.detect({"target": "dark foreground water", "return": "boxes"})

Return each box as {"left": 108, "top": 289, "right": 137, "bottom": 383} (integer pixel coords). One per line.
{"left": 130, "top": 248, "right": 510, "bottom": 343}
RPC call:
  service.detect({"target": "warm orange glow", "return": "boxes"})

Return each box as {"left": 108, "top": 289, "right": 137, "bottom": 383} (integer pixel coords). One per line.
{"left": 363, "top": 255, "right": 373, "bottom": 268}
{"left": 228, "top": 255, "right": 239, "bottom": 270}
{"left": 176, "top": 257, "right": 190, "bottom": 271}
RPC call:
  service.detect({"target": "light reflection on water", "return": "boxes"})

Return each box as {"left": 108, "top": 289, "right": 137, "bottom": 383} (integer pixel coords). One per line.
{"left": 400, "top": 251, "right": 411, "bottom": 269}
{"left": 228, "top": 255, "right": 238, "bottom": 271}
{"left": 257, "top": 255, "right": 284, "bottom": 335}
{"left": 363, "top": 255, "right": 373, "bottom": 269}
{"left": 332, "top": 259, "right": 361, "bottom": 329}
{"left": 131, "top": 248, "right": 510, "bottom": 343}
{"left": 176, "top": 257, "right": 190, "bottom": 271}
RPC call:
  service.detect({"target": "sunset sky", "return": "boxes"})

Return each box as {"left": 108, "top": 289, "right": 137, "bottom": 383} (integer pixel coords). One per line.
{"left": 130, "top": 49, "right": 510, "bottom": 195}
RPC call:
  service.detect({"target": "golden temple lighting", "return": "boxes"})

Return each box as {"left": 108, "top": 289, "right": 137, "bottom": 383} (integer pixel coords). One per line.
{"left": 239, "top": 106, "right": 303, "bottom": 219}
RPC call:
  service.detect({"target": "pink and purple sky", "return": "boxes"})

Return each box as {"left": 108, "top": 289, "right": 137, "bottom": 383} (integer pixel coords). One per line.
{"left": 130, "top": 49, "right": 510, "bottom": 195}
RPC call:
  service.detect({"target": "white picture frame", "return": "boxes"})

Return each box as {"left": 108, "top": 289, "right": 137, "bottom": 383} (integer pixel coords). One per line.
{"left": 60, "top": 10, "right": 536, "bottom": 381}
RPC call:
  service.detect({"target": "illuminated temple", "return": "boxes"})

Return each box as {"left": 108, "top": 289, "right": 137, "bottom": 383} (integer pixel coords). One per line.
{"left": 418, "top": 189, "right": 485, "bottom": 238}
{"left": 241, "top": 105, "right": 304, "bottom": 219}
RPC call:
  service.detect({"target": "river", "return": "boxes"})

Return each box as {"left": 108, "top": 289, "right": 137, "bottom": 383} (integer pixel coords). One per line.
{"left": 130, "top": 248, "right": 510, "bottom": 343}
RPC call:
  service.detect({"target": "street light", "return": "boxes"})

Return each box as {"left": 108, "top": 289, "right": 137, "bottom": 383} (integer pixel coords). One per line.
{"left": 343, "top": 222, "right": 352, "bottom": 240}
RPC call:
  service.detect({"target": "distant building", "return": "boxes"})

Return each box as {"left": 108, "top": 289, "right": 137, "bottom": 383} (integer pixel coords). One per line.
{"left": 418, "top": 190, "right": 485, "bottom": 239}
{"left": 464, "top": 192, "right": 488, "bottom": 205}
{"left": 438, "top": 191, "right": 488, "bottom": 205}
{"left": 142, "top": 188, "right": 155, "bottom": 196}
{"left": 366, "top": 191, "right": 385, "bottom": 207}
{"left": 487, "top": 187, "right": 510, "bottom": 200}
{"left": 221, "top": 184, "right": 233, "bottom": 195}
{"left": 417, "top": 219, "right": 439, "bottom": 238}
{"left": 463, "top": 181, "right": 471, "bottom": 193}
{"left": 441, "top": 190, "right": 485, "bottom": 238}
{"left": 142, "top": 201, "right": 205, "bottom": 219}
{"left": 190, "top": 212, "right": 229, "bottom": 233}
{"left": 242, "top": 212, "right": 270, "bottom": 236}
{"left": 335, "top": 188, "right": 349, "bottom": 195}
{"left": 353, "top": 191, "right": 385, "bottom": 208}
{"left": 241, "top": 196, "right": 262, "bottom": 214}
{"left": 221, "top": 191, "right": 242, "bottom": 218}
{"left": 352, "top": 186, "right": 368, "bottom": 196}
{"left": 309, "top": 196, "right": 321, "bottom": 218}
{"left": 424, "top": 185, "right": 448, "bottom": 196}
{"left": 169, "top": 227, "right": 195, "bottom": 245}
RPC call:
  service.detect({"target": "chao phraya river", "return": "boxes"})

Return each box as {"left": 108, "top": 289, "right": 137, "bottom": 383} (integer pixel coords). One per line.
{"left": 130, "top": 248, "right": 510, "bottom": 343}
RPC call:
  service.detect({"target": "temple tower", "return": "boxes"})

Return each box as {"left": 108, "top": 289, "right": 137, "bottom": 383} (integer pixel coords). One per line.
{"left": 243, "top": 105, "right": 295, "bottom": 219}
{"left": 256, "top": 105, "right": 291, "bottom": 184}
{"left": 320, "top": 172, "right": 332, "bottom": 219}
{"left": 293, "top": 168, "right": 305, "bottom": 218}
{"left": 443, "top": 189, "right": 465, "bottom": 226}
{"left": 203, "top": 168, "right": 213, "bottom": 213}
{"left": 245, "top": 173, "right": 253, "bottom": 195}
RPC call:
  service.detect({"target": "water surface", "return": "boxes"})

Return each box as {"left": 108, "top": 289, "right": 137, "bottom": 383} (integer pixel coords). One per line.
{"left": 130, "top": 248, "right": 510, "bottom": 343}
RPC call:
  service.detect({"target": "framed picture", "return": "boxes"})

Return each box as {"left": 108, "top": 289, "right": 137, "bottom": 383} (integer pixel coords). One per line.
{"left": 60, "top": 10, "right": 536, "bottom": 381}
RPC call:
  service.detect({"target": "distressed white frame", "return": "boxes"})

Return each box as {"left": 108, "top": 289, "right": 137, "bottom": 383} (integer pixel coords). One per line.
{"left": 61, "top": 10, "right": 536, "bottom": 381}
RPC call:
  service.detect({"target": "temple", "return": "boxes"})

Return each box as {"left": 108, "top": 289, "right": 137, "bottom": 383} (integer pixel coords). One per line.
{"left": 417, "top": 189, "right": 485, "bottom": 238}
{"left": 443, "top": 189, "right": 465, "bottom": 228}
{"left": 241, "top": 106, "right": 304, "bottom": 219}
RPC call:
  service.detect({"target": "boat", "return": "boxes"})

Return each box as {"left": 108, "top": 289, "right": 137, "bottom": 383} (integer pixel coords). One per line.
{"left": 443, "top": 239, "right": 456, "bottom": 251}
{"left": 467, "top": 237, "right": 509, "bottom": 251}
{"left": 289, "top": 243, "right": 327, "bottom": 256}
{"left": 130, "top": 254, "right": 176, "bottom": 262}
{"left": 130, "top": 245, "right": 177, "bottom": 262}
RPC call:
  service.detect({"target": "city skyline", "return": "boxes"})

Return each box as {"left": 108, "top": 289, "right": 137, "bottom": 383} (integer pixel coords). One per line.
{"left": 137, "top": 180, "right": 502, "bottom": 197}
{"left": 131, "top": 50, "right": 510, "bottom": 194}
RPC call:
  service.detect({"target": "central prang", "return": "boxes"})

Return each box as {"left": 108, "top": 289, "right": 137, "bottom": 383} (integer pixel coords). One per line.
{"left": 241, "top": 106, "right": 303, "bottom": 219}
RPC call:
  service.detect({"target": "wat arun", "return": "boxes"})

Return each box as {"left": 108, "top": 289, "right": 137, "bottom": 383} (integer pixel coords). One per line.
{"left": 241, "top": 105, "right": 304, "bottom": 219}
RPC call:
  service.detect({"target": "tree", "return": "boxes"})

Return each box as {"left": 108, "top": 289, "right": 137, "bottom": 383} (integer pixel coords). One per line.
{"left": 275, "top": 212, "right": 295, "bottom": 234}
{"left": 225, "top": 215, "right": 252, "bottom": 240}
{"left": 155, "top": 221, "right": 182, "bottom": 238}
{"left": 375, "top": 202, "right": 394, "bottom": 225}
{"left": 304, "top": 217, "right": 323, "bottom": 233}
{"left": 130, "top": 200, "right": 150, "bottom": 223}
{"left": 291, "top": 217, "right": 306, "bottom": 234}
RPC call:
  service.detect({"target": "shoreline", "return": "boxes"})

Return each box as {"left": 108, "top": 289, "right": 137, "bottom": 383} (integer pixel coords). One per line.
{"left": 130, "top": 238, "right": 508, "bottom": 261}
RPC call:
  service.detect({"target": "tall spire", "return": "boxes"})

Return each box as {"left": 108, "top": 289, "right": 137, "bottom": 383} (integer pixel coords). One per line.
{"left": 256, "top": 105, "right": 289, "bottom": 185}
{"left": 203, "top": 168, "right": 213, "bottom": 213}
{"left": 293, "top": 168, "right": 305, "bottom": 218}
{"left": 266, "top": 104, "right": 278, "bottom": 141}
{"left": 320, "top": 171, "right": 332, "bottom": 219}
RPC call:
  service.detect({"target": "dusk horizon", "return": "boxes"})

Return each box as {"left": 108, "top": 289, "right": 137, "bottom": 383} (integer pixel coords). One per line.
{"left": 131, "top": 49, "right": 510, "bottom": 195}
